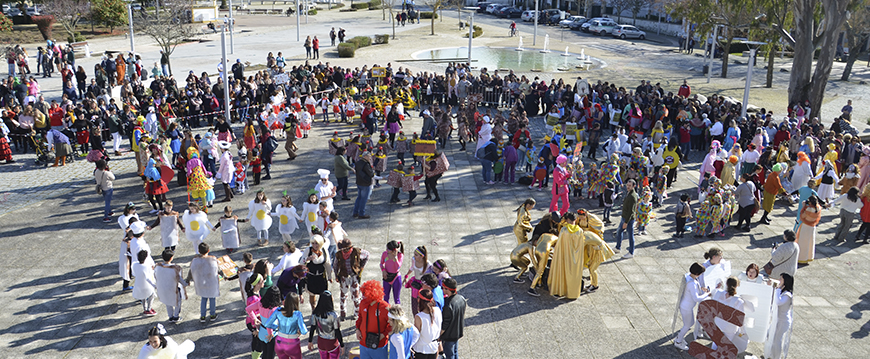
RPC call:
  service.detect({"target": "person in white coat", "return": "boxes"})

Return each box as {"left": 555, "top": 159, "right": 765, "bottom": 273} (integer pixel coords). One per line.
{"left": 137, "top": 324, "right": 195, "bottom": 359}
{"left": 187, "top": 242, "right": 220, "bottom": 323}
{"left": 475, "top": 116, "right": 492, "bottom": 154}
{"left": 217, "top": 141, "right": 234, "bottom": 202}
{"left": 790, "top": 152, "right": 813, "bottom": 192}
{"left": 768, "top": 273, "right": 794, "bottom": 359}
{"left": 247, "top": 189, "right": 273, "bottom": 246}
{"left": 118, "top": 203, "right": 140, "bottom": 291}
{"left": 603, "top": 133, "right": 620, "bottom": 160}
{"left": 129, "top": 221, "right": 155, "bottom": 270}
{"left": 314, "top": 169, "right": 337, "bottom": 212}
{"left": 272, "top": 194, "right": 303, "bottom": 243}
{"left": 672, "top": 263, "right": 710, "bottom": 351}
{"left": 182, "top": 203, "right": 215, "bottom": 252}
{"left": 272, "top": 240, "right": 304, "bottom": 276}
{"left": 132, "top": 249, "right": 158, "bottom": 316}
{"left": 155, "top": 249, "right": 187, "bottom": 323}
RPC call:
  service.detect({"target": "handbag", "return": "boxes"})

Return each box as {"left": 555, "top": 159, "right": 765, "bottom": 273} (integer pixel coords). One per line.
{"left": 95, "top": 172, "right": 105, "bottom": 195}
{"left": 365, "top": 304, "right": 381, "bottom": 349}
{"left": 764, "top": 244, "right": 797, "bottom": 275}
{"left": 384, "top": 272, "right": 398, "bottom": 283}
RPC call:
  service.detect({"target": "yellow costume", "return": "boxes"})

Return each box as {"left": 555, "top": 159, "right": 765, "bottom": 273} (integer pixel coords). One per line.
{"left": 529, "top": 233, "right": 559, "bottom": 289}
{"left": 583, "top": 232, "right": 615, "bottom": 287}
{"left": 576, "top": 211, "right": 604, "bottom": 238}
{"left": 509, "top": 241, "right": 535, "bottom": 280}
{"left": 823, "top": 143, "right": 840, "bottom": 178}
{"left": 513, "top": 207, "right": 533, "bottom": 245}
{"left": 548, "top": 224, "right": 586, "bottom": 299}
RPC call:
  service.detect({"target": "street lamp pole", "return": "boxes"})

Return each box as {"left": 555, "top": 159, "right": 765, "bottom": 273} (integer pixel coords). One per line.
{"left": 533, "top": 0, "right": 538, "bottom": 45}
{"left": 740, "top": 42, "right": 765, "bottom": 120}
{"left": 296, "top": 0, "right": 300, "bottom": 41}
{"left": 221, "top": 30, "right": 232, "bottom": 126}
{"left": 707, "top": 25, "right": 717, "bottom": 83}
{"left": 127, "top": 2, "right": 135, "bottom": 53}
{"left": 229, "top": 0, "right": 235, "bottom": 54}
{"left": 468, "top": 11, "right": 473, "bottom": 66}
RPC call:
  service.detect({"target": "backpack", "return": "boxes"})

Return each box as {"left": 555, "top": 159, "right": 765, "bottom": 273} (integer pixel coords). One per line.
{"left": 475, "top": 145, "right": 486, "bottom": 159}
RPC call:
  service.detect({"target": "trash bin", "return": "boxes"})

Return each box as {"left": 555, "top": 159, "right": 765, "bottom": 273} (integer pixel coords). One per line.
{"left": 703, "top": 65, "right": 709, "bottom": 75}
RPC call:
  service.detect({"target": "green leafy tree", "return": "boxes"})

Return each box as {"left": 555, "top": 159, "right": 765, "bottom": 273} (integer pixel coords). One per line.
{"left": 91, "top": 0, "right": 128, "bottom": 33}
{"left": 0, "top": 13, "right": 12, "bottom": 33}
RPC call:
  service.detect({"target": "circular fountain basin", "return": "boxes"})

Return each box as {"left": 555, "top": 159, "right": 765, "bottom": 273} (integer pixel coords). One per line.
{"left": 411, "top": 47, "right": 602, "bottom": 72}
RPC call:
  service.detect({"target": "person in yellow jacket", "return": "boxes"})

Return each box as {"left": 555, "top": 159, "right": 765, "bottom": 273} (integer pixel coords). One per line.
{"left": 513, "top": 198, "right": 535, "bottom": 245}
{"left": 548, "top": 212, "right": 586, "bottom": 299}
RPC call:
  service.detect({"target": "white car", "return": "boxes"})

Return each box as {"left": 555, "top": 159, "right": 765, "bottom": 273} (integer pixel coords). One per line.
{"left": 25, "top": 6, "right": 40, "bottom": 16}
{"left": 612, "top": 25, "right": 646, "bottom": 39}
{"left": 580, "top": 17, "right": 609, "bottom": 32}
{"left": 486, "top": 4, "right": 501, "bottom": 13}
{"left": 587, "top": 19, "right": 617, "bottom": 35}
{"left": 559, "top": 15, "right": 584, "bottom": 28}
{"left": 521, "top": 10, "right": 537, "bottom": 22}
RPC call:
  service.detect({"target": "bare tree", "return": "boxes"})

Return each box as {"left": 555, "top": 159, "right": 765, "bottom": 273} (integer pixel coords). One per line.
{"left": 627, "top": 0, "right": 646, "bottom": 25}
{"left": 42, "top": 0, "right": 91, "bottom": 41}
{"left": 423, "top": 0, "right": 446, "bottom": 35}
{"left": 136, "top": 2, "right": 198, "bottom": 77}
{"left": 611, "top": 0, "right": 631, "bottom": 22}
{"left": 841, "top": 1, "right": 870, "bottom": 81}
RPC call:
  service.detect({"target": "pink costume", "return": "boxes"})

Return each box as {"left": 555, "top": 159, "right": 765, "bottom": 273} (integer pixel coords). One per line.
{"left": 699, "top": 140, "right": 726, "bottom": 185}
{"left": 858, "top": 150, "right": 870, "bottom": 190}
{"left": 550, "top": 155, "right": 570, "bottom": 215}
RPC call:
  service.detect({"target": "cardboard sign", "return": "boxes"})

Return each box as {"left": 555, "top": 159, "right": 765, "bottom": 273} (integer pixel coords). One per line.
{"left": 414, "top": 140, "right": 436, "bottom": 157}
{"left": 217, "top": 255, "right": 239, "bottom": 279}
{"left": 274, "top": 73, "right": 290, "bottom": 85}
{"left": 371, "top": 67, "right": 386, "bottom": 78}
{"left": 736, "top": 281, "right": 775, "bottom": 343}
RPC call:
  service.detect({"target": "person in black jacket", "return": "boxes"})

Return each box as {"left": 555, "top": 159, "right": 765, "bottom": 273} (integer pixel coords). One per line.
{"left": 480, "top": 138, "right": 498, "bottom": 185}
{"left": 440, "top": 277, "right": 466, "bottom": 359}
{"left": 353, "top": 151, "right": 375, "bottom": 219}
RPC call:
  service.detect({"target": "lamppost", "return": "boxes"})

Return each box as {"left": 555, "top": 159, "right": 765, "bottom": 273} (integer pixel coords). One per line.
{"left": 706, "top": 25, "right": 718, "bottom": 83}
{"left": 740, "top": 41, "right": 766, "bottom": 120}
{"left": 127, "top": 0, "right": 135, "bottom": 53}
{"left": 221, "top": 30, "right": 232, "bottom": 126}
{"left": 532, "top": 0, "right": 538, "bottom": 45}
{"left": 464, "top": 7, "right": 477, "bottom": 66}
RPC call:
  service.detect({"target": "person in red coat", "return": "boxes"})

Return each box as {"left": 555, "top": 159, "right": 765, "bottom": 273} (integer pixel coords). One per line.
{"left": 677, "top": 80, "right": 691, "bottom": 98}
{"left": 355, "top": 280, "right": 392, "bottom": 358}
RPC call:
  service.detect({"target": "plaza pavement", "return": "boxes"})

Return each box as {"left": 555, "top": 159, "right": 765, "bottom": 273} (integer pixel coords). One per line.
{"left": 2, "top": 8, "right": 870, "bottom": 359}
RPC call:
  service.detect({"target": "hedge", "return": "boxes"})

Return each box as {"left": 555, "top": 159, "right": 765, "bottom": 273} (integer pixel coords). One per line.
{"left": 462, "top": 25, "right": 482, "bottom": 38}
{"left": 308, "top": 9, "right": 318, "bottom": 15}
{"left": 347, "top": 36, "right": 372, "bottom": 48}
{"left": 329, "top": 3, "right": 345, "bottom": 8}
{"left": 420, "top": 11, "right": 437, "bottom": 19}
{"left": 373, "top": 34, "right": 389, "bottom": 44}
{"left": 338, "top": 43, "right": 356, "bottom": 57}
{"left": 369, "top": 0, "right": 381, "bottom": 9}
{"left": 351, "top": 2, "right": 369, "bottom": 9}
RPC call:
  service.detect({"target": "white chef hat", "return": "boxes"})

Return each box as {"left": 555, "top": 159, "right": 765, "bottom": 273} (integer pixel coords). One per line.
{"left": 129, "top": 221, "right": 147, "bottom": 235}
{"left": 483, "top": 116, "right": 491, "bottom": 123}
{"left": 217, "top": 141, "right": 232, "bottom": 150}
{"left": 423, "top": 110, "right": 431, "bottom": 116}
{"left": 317, "top": 169, "right": 330, "bottom": 179}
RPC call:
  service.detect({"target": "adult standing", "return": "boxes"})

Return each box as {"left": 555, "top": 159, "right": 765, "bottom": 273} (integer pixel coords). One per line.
{"left": 733, "top": 173, "right": 757, "bottom": 231}
{"left": 550, "top": 155, "right": 570, "bottom": 215}
{"left": 217, "top": 141, "right": 234, "bottom": 202}
{"left": 95, "top": 159, "right": 115, "bottom": 222}
{"left": 232, "top": 59, "right": 245, "bottom": 81}
{"left": 479, "top": 138, "right": 497, "bottom": 185}
{"left": 334, "top": 147, "right": 355, "bottom": 201}
{"left": 329, "top": 28, "right": 337, "bottom": 46}
{"left": 333, "top": 239, "right": 369, "bottom": 321}
{"left": 440, "top": 277, "right": 466, "bottom": 359}
{"left": 356, "top": 280, "right": 392, "bottom": 359}
{"left": 304, "top": 36, "right": 313, "bottom": 59}
{"left": 312, "top": 36, "right": 320, "bottom": 60}
{"left": 315, "top": 169, "right": 337, "bottom": 212}
{"left": 796, "top": 196, "right": 821, "bottom": 264}
{"left": 767, "top": 230, "right": 799, "bottom": 279}
{"left": 353, "top": 151, "right": 375, "bottom": 219}
{"left": 412, "top": 289, "right": 442, "bottom": 359}
{"left": 548, "top": 212, "right": 585, "bottom": 299}
{"left": 614, "top": 179, "right": 638, "bottom": 258}
{"left": 768, "top": 273, "right": 794, "bottom": 359}
{"left": 475, "top": 116, "right": 492, "bottom": 153}
{"left": 830, "top": 187, "right": 863, "bottom": 242}
{"left": 759, "top": 164, "right": 784, "bottom": 225}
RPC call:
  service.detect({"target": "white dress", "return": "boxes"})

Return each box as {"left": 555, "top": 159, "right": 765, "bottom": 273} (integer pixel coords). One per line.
{"left": 315, "top": 181, "right": 336, "bottom": 212}
{"left": 790, "top": 161, "right": 813, "bottom": 190}
{"left": 247, "top": 199, "right": 273, "bottom": 232}
{"left": 301, "top": 202, "right": 319, "bottom": 236}
{"left": 219, "top": 217, "right": 240, "bottom": 249}
{"left": 158, "top": 214, "right": 180, "bottom": 249}
{"left": 182, "top": 210, "right": 213, "bottom": 249}
{"left": 814, "top": 167, "right": 838, "bottom": 202}
{"left": 131, "top": 262, "right": 157, "bottom": 300}
{"left": 137, "top": 337, "right": 195, "bottom": 359}
{"left": 272, "top": 204, "right": 302, "bottom": 235}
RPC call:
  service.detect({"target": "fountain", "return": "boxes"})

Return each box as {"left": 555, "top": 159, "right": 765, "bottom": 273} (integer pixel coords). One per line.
{"left": 561, "top": 46, "right": 570, "bottom": 57}
{"left": 577, "top": 48, "right": 585, "bottom": 61}
{"left": 539, "top": 34, "right": 550, "bottom": 53}
{"left": 412, "top": 47, "right": 602, "bottom": 72}
{"left": 516, "top": 37, "right": 524, "bottom": 51}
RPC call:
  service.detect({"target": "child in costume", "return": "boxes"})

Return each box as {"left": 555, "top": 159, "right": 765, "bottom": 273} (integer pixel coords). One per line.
{"left": 380, "top": 240, "right": 405, "bottom": 304}
{"left": 376, "top": 132, "right": 392, "bottom": 156}
{"left": 603, "top": 181, "right": 617, "bottom": 224}
{"left": 234, "top": 162, "right": 248, "bottom": 195}
{"left": 694, "top": 193, "right": 722, "bottom": 238}
{"left": 250, "top": 148, "right": 262, "bottom": 185}
{"left": 185, "top": 148, "right": 216, "bottom": 211}
{"left": 373, "top": 146, "right": 387, "bottom": 187}
{"left": 214, "top": 206, "right": 248, "bottom": 253}
{"left": 388, "top": 163, "right": 406, "bottom": 204}
{"left": 182, "top": 203, "right": 215, "bottom": 252}
{"left": 0, "top": 120, "right": 13, "bottom": 163}
{"left": 402, "top": 165, "right": 423, "bottom": 206}
{"left": 301, "top": 193, "right": 320, "bottom": 238}
{"left": 394, "top": 131, "right": 409, "bottom": 163}
{"left": 346, "top": 134, "right": 360, "bottom": 165}
{"left": 247, "top": 189, "right": 273, "bottom": 246}
{"left": 273, "top": 193, "right": 303, "bottom": 243}
{"left": 636, "top": 191, "right": 653, "bottom": 235}
{"left": 653, "top": 166, "right": 669, "bottom": 208}
{"left": 327, "top": 131, "right": 345, "bottom": 155}
{"left": 144, "top": 144, "right": 170, "bottom": 213}
{"left": 147, "top": 199, "right": 185, "bottom": 251}
{"left": 528, "top": 157, "right": 547, "bottom": 191}
{"left": 674, "top": 194, "right": 693, "bottom": 238}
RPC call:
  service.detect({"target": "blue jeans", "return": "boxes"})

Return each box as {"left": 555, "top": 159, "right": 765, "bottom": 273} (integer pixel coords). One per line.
{"left": 615, "top": 218, "right": 635, "bottom": 254}
{"left": 480, "top": 159, "right": 493, "bottom": 182}
{"left": 102, "top": 188, "right": 113, "bottom": 217}
{"left": 162, "top": 64, "right": 169, "bottom": 77}
{"left": 8, "top": 62, "right": 14, "bottom": 77}
{"left": 200, "top": 297, "right": 216, "bottom": 317}
{"left": 359, "top": 345, "right": 388, "bottom": 359}
{"left": 353, "top": 184, "right": 373, "bottom": 216}
{"left": 443, "top": 340, "right": 459, "bottom": 359}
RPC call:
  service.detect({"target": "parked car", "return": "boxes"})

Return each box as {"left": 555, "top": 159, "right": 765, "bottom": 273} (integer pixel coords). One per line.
{"left": 580, "top": 17, "right": 609, "bottom": 32}
{"left": 567, "top": 17, "right": 589, "bottom": 30}
{"left": 486, "top": 4, "right": 502, "bottom": 13}
{"left": 476, "top": 2, "right": 492, "bottom": 13}
{"left": 612, "top": 24, "right": 646, "bottom": 39}
{"left": 25, "top": 6, "right": 40, "bottom": 16}
{"left": 538, "top": 9, "right": 563, "bottom": 24}
{"left": 559, "top": 15, "right": 584, "bottom": 28}
{"left": 521, "top": 10, "right": 537, "bottom": 21}
{"left": 498, "top": 7, "right": 523, "bottom": 18}
{"left": 587, "top": 19, "right": 617, "bottom": 35}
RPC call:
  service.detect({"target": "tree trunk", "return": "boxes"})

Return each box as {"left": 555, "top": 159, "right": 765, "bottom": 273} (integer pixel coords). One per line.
{"left": 721, "top": 37, "right": 732, "bottom": 78}
{"left": 841, "top": 50, "right": 859, "bottom": 81}
{"left": 766, "top": 44, "right": 774, "bottom": 88}
{"left": 802, "top": 0, "right": 852, "bottom": 118}
{"left": 787, "top": 0, "right": 817, "bottom": 105}
{"left": 431, "top": 13, "right": 435, "bottom": 35}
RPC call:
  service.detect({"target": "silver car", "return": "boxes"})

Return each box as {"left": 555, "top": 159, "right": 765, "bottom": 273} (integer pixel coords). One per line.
{"left": 612, "top": 25, "right": 646, "bottom": 39}
{"left": 587, "top": 19, "right": 617, "bottom": 35}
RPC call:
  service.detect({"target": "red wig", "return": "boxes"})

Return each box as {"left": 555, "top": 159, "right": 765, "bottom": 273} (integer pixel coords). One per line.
{"left": 360, "top": 280, "right": 384, "bottom": 301}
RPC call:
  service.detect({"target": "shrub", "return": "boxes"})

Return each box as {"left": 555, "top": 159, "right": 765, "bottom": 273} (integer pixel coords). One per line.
{"left": 368, "top": 0, "right": 381, "bottom": 9}
{"left": 347, "top": 36, "right": 371, "bottom": 48}
{"left": 462, "top": 25, "right": 482, "bottom": 38}
{"left": 351, "top": 2, "right": 369, "bottom": 9}
{"left": 31, "top": 15, "right": 54, "bottom": 40}
{"left": 67, "top": 32, "right": 86, "bottom": 43}
{"left": 420, "top": 11, "right": 437, "bottom": 19}
{"left": 329, "top": 3, "right": 345, "bottom": 8}
{"left": 337, "top": 43, "right": 356, "bottom": 57}
{"left": 308, "top": 9, "right": 318, "bottom": 15}
{"left": 0, "top": 13, "right": 12, "bottom": 33}
{"left": 373, "top": 34, "right": 389, "bottom": 44}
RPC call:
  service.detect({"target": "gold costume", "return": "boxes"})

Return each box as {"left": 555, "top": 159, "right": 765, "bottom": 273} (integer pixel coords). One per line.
{"left": 509, "top": 241, "right": 535, "bottom": 280}
{"left": 513, "top": 207, "right": 534, "bottom": 245}
{"left": 577, "top": 212, "right": 604, "bottom": 238}
{"left": 583, "top": 232, "right": 615, "bottom": 287}
{"left": 528, "top": 233, "right": 559, "bottom": 289}
{"left": 548, "top": 224, "right": 586, "bottom": 299}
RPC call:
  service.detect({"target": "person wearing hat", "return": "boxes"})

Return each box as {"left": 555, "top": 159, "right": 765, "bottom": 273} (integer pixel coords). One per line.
{"left": 333, "top": 239, "right": 370, "bottom": 320}
{"left": 760, "top": 163, "right": 785, "bottom": 225}
{"left": 131, "top": 220, "right": 158, "bottom": 317}
{"left": 475, "top": 115, "right": 492, "bottom": 154}
{"left": 118, "top": 207, "right": 140, "bottom": 291}
{"left": 550, "top": 155, "right": 571, "bottom": 215}
{"left": 315, "top": 169, "right": 337, "bottom": 212}
{"left": 232, "top": 59, "right": 244, "bottom": 82}
{"left": 217, "top": 140, "right": 235, "bottom": 202}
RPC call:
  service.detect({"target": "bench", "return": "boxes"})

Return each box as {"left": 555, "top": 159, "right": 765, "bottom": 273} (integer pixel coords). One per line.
{"left": 69, "top": 41, "right": 90, "bottom": 58}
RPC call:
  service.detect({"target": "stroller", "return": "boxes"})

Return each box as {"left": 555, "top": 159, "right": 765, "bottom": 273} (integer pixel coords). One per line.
{"left": 30, "top": 133, "right": 54, "bottom": 167}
